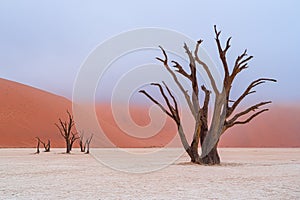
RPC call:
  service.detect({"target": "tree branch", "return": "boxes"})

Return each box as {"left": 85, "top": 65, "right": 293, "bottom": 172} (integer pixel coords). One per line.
{"left": 139, "top": 89, "right": 173, "bottom": 119}
{"left": 156, "top": 46, "right": 168, "bottom": 65}
{"left": 183, "top": 43, "right": 200, "bottom": 113}
{"left": 171, "top": 61, "right": 191, "bottom": 80}
{"left": 227, "top": 78, "right": 276, "bottom": 117}
{"left": 162, "top": 81, "right": 179, "bottom": 114}
{"left": 226, "top": 101, "right": 272, "bottom": 127}
{"left": 230, "top": 49, "right": 253, "bottom": 82}
{"left": 183, "top": 43, "right": 197, "bottom": 91}
{"left": 55, "top": 122, "right": 66, "bottom": 139}
{"left": 70, "top": 131, "right": 79, "bottom": 142}
{"left": 156, "top": 46, "right": 196, "bottom": 118}
{"left": 214, "top": 25, "right": 230, "bottom": 82}
{"left": 226, "top": 109, "right": 269, "bottom": 128}
{"left": 151, "top": 83, "right": 176, "bottom": 117}
{"left": 201, "top": 85, "right": 211, "bottom": 112}
{"left": 66, "top": 110, "right": 74, "bottom": 136}
{"left": 194, "top": 40, "right": 219, "bottom": 94}
{"left": 140, "top": 84, "right": 191, "bottom": 153}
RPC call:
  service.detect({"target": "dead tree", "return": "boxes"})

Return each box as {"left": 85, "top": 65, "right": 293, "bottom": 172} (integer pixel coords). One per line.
{"left": 35, "top": 137, "right": 40, "bottom": 154}
{"left": 78, "top": 131, "right": 86, "bottom": 152}
{"left": 36, "top": 137, "right": 51, "bottom": 152}
{"left": 85, "top": 134, "right": 93, "bottom": 154}
{"left": 55, "top": 110, "right": 79, "bottom": 153}
{"left": 140, "top": 25, "right": 276, "bottom": 165}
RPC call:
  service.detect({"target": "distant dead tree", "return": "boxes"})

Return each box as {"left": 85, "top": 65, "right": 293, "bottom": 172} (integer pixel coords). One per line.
{"left": 35, "top": 137, "right": 40, "bottom": 154}
{"left": 85, "top": 134, "right": 93, "bottom": 154}
{"left": 36, "top": 137, "right": 51, "bottom": 152}
{"left": 55, "top": 110, "right": 79, "bottom": 153}
{"left": 140, "top": 25, "right": 276, "bottom": 165}
{"left": 78, "top": 131, "right": 86, "bottom": 152}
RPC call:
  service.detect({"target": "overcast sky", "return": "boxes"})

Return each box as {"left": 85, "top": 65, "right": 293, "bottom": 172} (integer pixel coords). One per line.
{"left": 0, "top": 0, "right": 299, "bottom": 104}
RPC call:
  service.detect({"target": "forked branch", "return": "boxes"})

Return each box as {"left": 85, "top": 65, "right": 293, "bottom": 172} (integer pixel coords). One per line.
{"left": 139, "top": 82, "right": 180, "bottom": 124}
{"left": 229, "top": 49, "right": 253, "bottom": 82}
{"left": 214, "top": 25, "right": 231, "bottom": 81}
{"left": 226, "top": 108, "right": 269, "bottom": 129}
{"left": 139, "top": 82, "right": 191, "bottom": 152}
{"left": 227, "top": 78, "right": 277, "bottom": 117}
{"left": 226, "top": 101, "right": 272, "bottom": 128}
{"left": 139, "top": 89, "right": 173, "bottom": 119}
{"left": 156, "top": 46, "right": 196, "bottom": 118}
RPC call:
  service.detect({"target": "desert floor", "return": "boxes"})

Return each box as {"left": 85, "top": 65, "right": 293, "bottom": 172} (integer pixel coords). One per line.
{"left": 0, "top": 148, "right": 299, "bottom": 199}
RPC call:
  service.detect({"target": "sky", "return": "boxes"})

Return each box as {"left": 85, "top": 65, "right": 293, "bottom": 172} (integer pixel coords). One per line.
{"left": 0, "top": 0, "right": 300, "bottom": 104}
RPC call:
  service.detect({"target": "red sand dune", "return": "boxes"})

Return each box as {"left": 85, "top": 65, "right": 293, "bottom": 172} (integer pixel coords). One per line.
{"left": 0, "top": 78, "right": 72, "bottom": 147}
{"left": 0, "top": 78, "right": 299, "bottom": 148}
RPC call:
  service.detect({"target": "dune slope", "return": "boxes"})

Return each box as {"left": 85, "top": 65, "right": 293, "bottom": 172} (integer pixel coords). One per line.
{"left": 0, "top": 78, "right": 71, "bottom": 147}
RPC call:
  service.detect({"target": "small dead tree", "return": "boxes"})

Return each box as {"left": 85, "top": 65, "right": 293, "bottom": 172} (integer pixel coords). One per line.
{"left": 55, "top": 110, "right": 79, "bottom": 153}
{"left": 140, "top": 25, "right": 276, "bottom": 165}
{"left": 78, "top": 131, "right": 86, "bottom": 152}
{"left": 85, "top": 134, "right": 93, "bottom": 154}
{"left": 35, "top": 137, "right": 40, "bottom": 154}
{"left": 36, "top": 137, "right": 51, "bottom": 152}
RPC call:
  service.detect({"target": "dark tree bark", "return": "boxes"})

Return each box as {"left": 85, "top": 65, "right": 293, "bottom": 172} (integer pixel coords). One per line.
{"left": 35, "top": 137, "right": 40, "bottom": 154}
{"left": 55, "top": 110, "right": 79, "bottom": 154}
{"left": 201, "top": 142, "right": 220, "bottom": 165}
{"left": 140, "top": 26, "right": 276, "bottom": 165}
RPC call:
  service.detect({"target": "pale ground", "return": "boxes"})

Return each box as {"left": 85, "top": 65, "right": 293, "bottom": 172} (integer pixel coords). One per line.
{"left": 0, "top": 148, "right": 299, "bottom": 200}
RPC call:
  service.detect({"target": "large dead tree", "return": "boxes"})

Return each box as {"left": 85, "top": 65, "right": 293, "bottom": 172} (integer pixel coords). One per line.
{"left": 55, "top": 110, "right": 79, "bottom": 153}
{"left": 140, "top": 26, "right": 276, "bottom": 165}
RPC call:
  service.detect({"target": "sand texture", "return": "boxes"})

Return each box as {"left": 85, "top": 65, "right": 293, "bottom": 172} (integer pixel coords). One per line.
{"left": 0, "top": 148, "right": 299, "bottom": 199}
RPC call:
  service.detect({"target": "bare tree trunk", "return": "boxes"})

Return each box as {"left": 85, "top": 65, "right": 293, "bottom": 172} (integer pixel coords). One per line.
{"left": 200, "top": 125, "right": 220, "bottom": 165}
{"left": 80, "top": 140, "right": 85, "bottom": 152}
{"left": 85, "top": 142, "right": 90, "bottom": 154}
{"left": 201, "top": 143, "right": 220, "bottom": 165}
{"left": 188, "top": 143, "right": 201, "bottom": 164}
{"left": 186, "top": 132, "right": 220, "bottom": 165}
{"left": 66, "top": 140, "right": 71, "bottom": 154}
{"left": 79, "top": 133, "right": 85, "bottom": 152}
{"left": 84, "top": 141, "right": 87, "bottom": 152}
{"left": 189, "top": 123, "right": 202, "bottom": 164}
{"left": 35, "top": 138, "right": 40, "bottom": 154}
{"left": 70, "top": 140, "right": 74, "bottom": 152}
